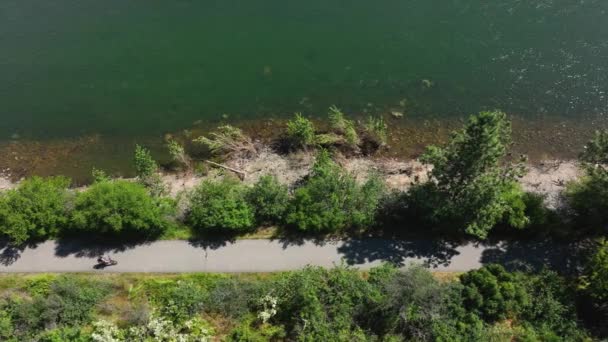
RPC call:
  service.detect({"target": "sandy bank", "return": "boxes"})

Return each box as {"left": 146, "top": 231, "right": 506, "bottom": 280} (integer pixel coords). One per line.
{"left": 0, "top": 148, "right": 582, "bottom": 209}
{"left": 159, "top": 148, "right": 582, "bottom": 209}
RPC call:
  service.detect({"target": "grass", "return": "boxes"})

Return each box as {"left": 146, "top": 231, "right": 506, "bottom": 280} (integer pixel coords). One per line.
{"left": 159, "top": 225, "right": 280, "bottom": 241}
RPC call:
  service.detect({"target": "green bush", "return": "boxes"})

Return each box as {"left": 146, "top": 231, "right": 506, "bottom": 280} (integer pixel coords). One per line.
{"left": 134, "top": 144, "right": 157, "bottom": 179}
{"left": 0, "top": 176, "right": 71, "bottom": 245}
{"left": 149, "top": 280, "right": 207, "bottom": 323}
{"left": 582, "top": 239, "right": 608, "bottom": 304}
{"left": 364, "top": 115, "right": 388, "bottom": 147}
{"left": 416, "top": 110, "right": 529, "bottom": 239}
{"left": 193, "top": 125, "right": 256, "bottom": 158}
{"left": 187, "top": 178, "right": 254, "bottom": 232}
{"left": 205, "top": 278, "right": 266, "bottom": 318}
{"left": 285, "top": 113, "right": 315, "bottom": 149}
{"left": 285, "top": 150, "right": 385, "bottom": 233}
{"left": 366, "top": 265, "right": 452, "bottom": 340}
{"left": 459, "top": 264, "right": 529, "bottom": 322}
{"left": 71, "top": 180, "right": 173, "bottom": 238}
{"left": 328, "top": 106, "right": 360, "bottom": 148}
{"left": 227, "top": 314, "right": 286, "bottom": 342}
{"left": 272, "top": 265, "right": 375, "bottom": 341}
{"left": 246, "top": 175, "right": 289, "bottom": 225}
{"left": 6, "top": 276, "right": 110, "bottom": 338}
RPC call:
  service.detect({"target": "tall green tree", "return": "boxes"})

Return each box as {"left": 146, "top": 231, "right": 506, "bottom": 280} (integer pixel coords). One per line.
{"left": 581, "top": 239, "right": 608, "bottom": 313}
{"left": 416, "top": 110, "right": 528, "bottom": 239}
{"left": 0, "top": 177, "right": 71, "bottom": 245}
{"left": 565, "top": 130, "right": 608, "bottom": 232}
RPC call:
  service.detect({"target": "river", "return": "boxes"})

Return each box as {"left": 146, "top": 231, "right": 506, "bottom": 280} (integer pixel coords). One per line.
{"left": 1, "top": 0, "right": 607, "bottom": 182}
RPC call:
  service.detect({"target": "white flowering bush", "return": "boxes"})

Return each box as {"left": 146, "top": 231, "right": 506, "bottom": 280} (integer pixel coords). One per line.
{"left": 257, "top": 294, "right": 278, "bottom": 324}
{"left": 91, "top": 310, "right": 213, "bottom": 342}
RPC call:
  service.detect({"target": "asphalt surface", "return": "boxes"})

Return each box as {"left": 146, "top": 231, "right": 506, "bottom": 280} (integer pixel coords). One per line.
{"left": 0, "top": 239, "right": 569, "bottom": 273}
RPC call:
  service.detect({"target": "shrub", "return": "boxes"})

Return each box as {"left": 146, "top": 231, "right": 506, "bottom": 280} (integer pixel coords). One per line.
{"left": 246, "top": 175, "right": 289, "bottom": 225}
{"left": 8, "top": 276, "right": 110, "bottom": 336}
{"left": 149, "top": 280, "right": 207, "bottom": 323}
{"left": 134, "top": 144, "right": 158, "bottom": 179}
{"left": 285, "top": 113, "right": 315, "bottom": 149}
{"left": 166, "top": 139, "right": 191, "bottom": 170}
{"left": 364, "top": 115, "right": 388, "bottom": 147}
{"left": 71, "top": 180, "right": 173, "bottom": 238}
{"left": 194, "top": 125, "right": 256, "bottom": 158}
{"left": 285, "top": 150, "right": 385, "bottom": 233}
{"left": 187, "top": 179, "right": 254, "bottom": 232}
{"left": 364, "top": 265, "right": 453, "bottom": 340}
{"left": 416, "top": 110, "right": 529, "bottom": 239}
{"left": 328, "top": 106, "right": 359, "bottom": 148}
{"left": 133, "top": 145, "right": 166, "bottom": 197}
{"left": 205, "top": 278, "right": 268, "bottom": 318}
{"left": 227, "top": 314, "right": 286, "bottom": 342}
{"left": 581, "top": 239, "right": 608, "bottom": 304}
{"left": 459, "top": 264, "right": 529, "bottom": 322}
{"left": 272, "top": 265, "right": 375, "bottom": 341}
{"left": 565, "top": 130, "right": 608, "bottom": 232}
{"left": 0, "top": 176, "right": 71, "bottom": 245}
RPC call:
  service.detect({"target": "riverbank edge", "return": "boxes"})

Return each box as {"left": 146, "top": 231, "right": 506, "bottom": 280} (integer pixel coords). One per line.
{"left": 0, "top": 148, "right": 582, "bottom": 212}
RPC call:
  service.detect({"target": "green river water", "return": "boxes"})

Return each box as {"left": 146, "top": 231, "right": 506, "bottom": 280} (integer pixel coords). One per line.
{"left": 1, "top": 1, "right": 608, "bottom": 179}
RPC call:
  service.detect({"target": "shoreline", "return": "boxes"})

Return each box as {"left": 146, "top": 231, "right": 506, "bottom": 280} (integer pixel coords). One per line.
{"left": 0, "top": 147, "right": 582, "bottom": 210}
{"left": 0, "top": 112, "right": 602, "bottom": 184}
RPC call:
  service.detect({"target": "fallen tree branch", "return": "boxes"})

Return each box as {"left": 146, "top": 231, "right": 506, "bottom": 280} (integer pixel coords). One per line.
{"left": 205, "top": 160, "right": 246, "bottom": 180}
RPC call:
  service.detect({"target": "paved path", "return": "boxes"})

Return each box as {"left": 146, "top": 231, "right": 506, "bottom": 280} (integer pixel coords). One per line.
{"left": 0, "top": 239, "right": 573, "bottom": 273}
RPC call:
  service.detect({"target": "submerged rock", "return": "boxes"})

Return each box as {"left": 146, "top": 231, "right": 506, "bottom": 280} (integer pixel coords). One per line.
{"left": 391, "top": 111, "right": 404, "bottom": 119}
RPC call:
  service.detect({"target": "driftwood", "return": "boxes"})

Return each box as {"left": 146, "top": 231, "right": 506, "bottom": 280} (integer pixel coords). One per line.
{"left": 205, "top": 160, "right": 246, "bottom": 180}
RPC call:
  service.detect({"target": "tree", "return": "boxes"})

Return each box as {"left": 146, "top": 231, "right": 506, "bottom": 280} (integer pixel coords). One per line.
{"left": 246, "top": 175, "right": 289, "bottom": 225}
{"left": 565, "top": 130, "right": 608, "bottom": 232}
{"left": 272, "top": 265, "right": 374, "bottom": 341}
{"left": 365, "top": 265, "right": 453, "bottom": 341}
{"left": 71, "top": 180, "right": 173, "bottom": 238}
{"left": 416, "top": 110, "right": 528, "bottom": 239}
{"left": 285, "top": 150, "right": 385, "bottom": 233}
{"left": 0, "top": 176, "right": 71, "bottom": 245}
{"left": 581, "top": 239, "right": 608, "bottom": 307}
{"left": 459, "top": 264, "right": 529, "bottom": 322}
{"left": 187, "top": 178, "right": 254, "bottom": 232}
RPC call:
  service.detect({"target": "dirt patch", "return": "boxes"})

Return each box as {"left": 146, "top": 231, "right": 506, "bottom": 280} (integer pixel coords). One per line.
{"left": 520, "top": 160, "right": 582, "bottom": 209}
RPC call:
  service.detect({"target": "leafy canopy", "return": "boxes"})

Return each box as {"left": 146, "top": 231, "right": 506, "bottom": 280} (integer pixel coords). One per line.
{"left": 71, "top": 180, "right": 173, "bottom": 238}
{"left": 0, "top": 176, "right": 71, "bottom": 245}
{"left": 134, "top": 144, "right": 158, "bottom": 179}
{"left": 285, "top": 150, "right": 385, "bottom": 233}
{"left": 418, "top": 110, "right": 528, "bottom": 239}
{"left": 246, "top": 175, "right": 289, "bottom": 225}
{"left": 187, "top": 178, "right": 255, "bottom": 232}
{"left": 285, "top": 113, "right": 315, "bottom": 149}
{"left": 459, "top": 264, "right": 528, "bottom": 322}
{"left": 565, "top": 130, "right": 608, "bottom": 231}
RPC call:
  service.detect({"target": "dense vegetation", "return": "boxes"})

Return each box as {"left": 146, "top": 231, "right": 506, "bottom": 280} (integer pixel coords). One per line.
{"left": 0, "top": 109, "right": 607, "bottom": 339}
{"left": 0, "top": 264, "right": 598, "bottom": 341}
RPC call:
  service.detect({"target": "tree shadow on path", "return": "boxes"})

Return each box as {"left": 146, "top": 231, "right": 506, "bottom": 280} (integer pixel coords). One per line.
{"left": 0, "top": 240, "right": 41, "bottom": 266}
{"left": 54, "top": 238, "right": 152, "bottom": 258}
{"left": 479, "top": 238, "right": 594, "bottom": 275}
{"left": 337, "top": 238, "right": 461, "bottom": 268}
